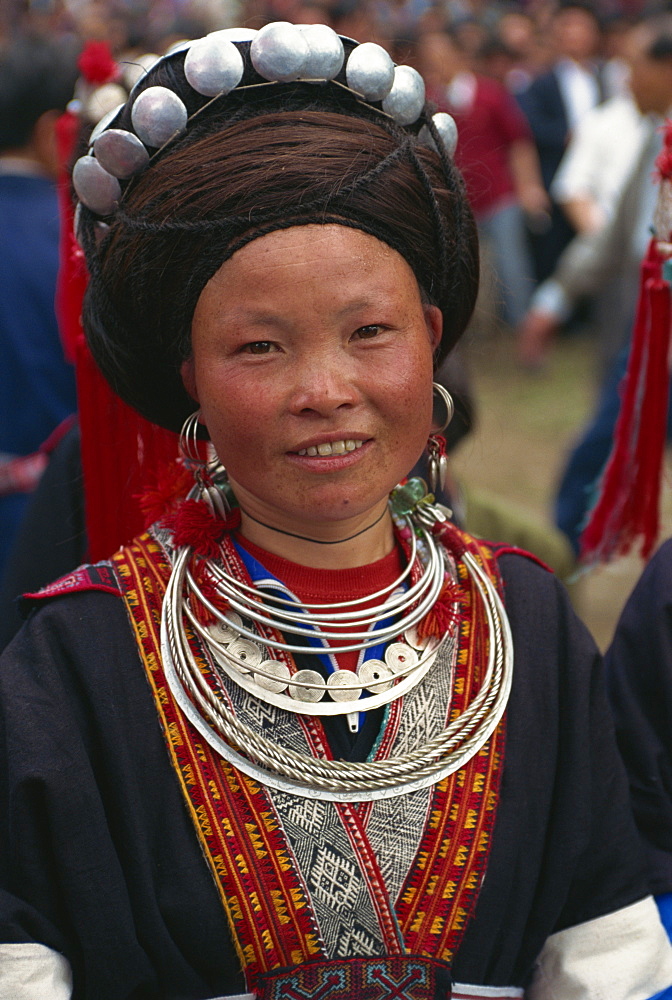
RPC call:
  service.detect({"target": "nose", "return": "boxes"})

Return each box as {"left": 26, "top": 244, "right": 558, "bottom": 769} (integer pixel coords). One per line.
{"left": 287, "top": 351, "right": 361, "bottom": 418}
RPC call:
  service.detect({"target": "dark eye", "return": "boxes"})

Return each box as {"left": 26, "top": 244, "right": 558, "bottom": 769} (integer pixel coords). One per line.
{"left": 353, "top": 325, "right": 384, "bottom": 340}
{"left": 242, "top": 341, "right": 278, "bottom": 354}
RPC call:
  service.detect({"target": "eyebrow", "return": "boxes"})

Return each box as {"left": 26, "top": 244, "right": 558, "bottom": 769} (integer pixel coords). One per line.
{"left": 220, "top": 295, "right": 391, "bottom": 329}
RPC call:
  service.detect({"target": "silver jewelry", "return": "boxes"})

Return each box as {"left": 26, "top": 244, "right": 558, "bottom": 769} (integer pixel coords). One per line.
{"left": 93, "top": 128, "right": 150, "bottom": 179}
{"left": 297, "top": 24, "right": 344, "bottom": 81}
{"left": 419, "top": 112, "right": 459, "bottom": 158}
{"left": 344, "top": 41, "right": 395, "bottom": 101}
{"left": 160, "top": 536, "right": 513, "bottom": 802}
{"left": 432, "top": 382, "right": 454, "bottom": 433}
{"left": 71, "top": 23, "right": 459, "bottom": 219}
{"left": 381, "top": 65, "right": 426, "bottom": 127}
{"left": 250, "top": 21, "right": 310, "bottom": 83}
{"left": 72, "top": 155, "right": 121, "bottom": 217}
{"left": 130, "top": 85, "right": 188, "bottom": 148}
{"left": 178, "top": 410, "right": 230, "bottom": 520}
{"left": 184, "top": 34, "right": 244, "bottom": 97}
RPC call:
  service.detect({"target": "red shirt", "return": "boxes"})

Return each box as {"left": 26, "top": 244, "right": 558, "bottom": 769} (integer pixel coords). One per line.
{"left": 236, "top": 535, "right": 404, "bottom": 672}
{"left": 429, "top": 74, "right": 532, "bottom": 217}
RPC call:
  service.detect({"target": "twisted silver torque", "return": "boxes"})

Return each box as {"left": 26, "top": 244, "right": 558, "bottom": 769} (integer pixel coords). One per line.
{"left": 159, "top": 497, "right": 514, "bottom": 801}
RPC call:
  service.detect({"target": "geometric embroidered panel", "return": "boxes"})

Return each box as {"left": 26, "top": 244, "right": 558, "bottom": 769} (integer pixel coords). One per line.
{"left": 256, "top": 955, "right": 452, "bottom": 1000}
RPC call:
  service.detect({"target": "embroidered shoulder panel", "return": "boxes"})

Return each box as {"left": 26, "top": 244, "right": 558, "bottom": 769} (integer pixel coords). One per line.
{"left": 21, "top": 561, "right": 121, "bottom": 611}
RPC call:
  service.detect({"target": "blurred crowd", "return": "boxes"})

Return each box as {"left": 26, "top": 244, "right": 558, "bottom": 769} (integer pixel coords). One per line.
{"left": 4, "top": 0, "right": 672, "bottom": 616}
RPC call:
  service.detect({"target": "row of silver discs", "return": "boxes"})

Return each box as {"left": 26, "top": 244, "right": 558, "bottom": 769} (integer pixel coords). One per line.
{"left": 205, "top": 612, "right": 438, "bottom": 705}
{"left": 72, "top": 21, "right": 459, "bottom": 218}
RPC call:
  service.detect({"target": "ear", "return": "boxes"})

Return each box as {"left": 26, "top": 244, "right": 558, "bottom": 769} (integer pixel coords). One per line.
{"left": 424, "top": 304, "right": 443, "bottom": 354}
{"left": 180, "top": 357, "right": 200, "bottom": 403}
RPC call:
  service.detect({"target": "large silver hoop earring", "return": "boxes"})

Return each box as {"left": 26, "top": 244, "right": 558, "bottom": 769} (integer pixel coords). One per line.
{"left": 179, "top": 410, "right": 207, "bottom": 469}
{"left": 432, "top": 381, "right": 454, "bottom": 433}
{"left": 179, "top": 410, "right": 230, "bottom": 517}
{"left": 426, "top": 383, "right": 454, "bottom": 495}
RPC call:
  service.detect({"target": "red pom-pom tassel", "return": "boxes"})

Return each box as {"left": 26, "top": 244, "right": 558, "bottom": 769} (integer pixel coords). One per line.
{"left": 135, "top": 462, "right": 194, "bottom": 527}
{"left": 77, "top": 41, "right": 118, "bottom": 84}
{"left": 170, "top": 500, "right": 241, "bottom": 558}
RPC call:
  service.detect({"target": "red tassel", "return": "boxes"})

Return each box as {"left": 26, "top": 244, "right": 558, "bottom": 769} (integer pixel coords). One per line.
{"left": 135, "top": 462, "right": 194, "bottom": 527}
{"left": 580, "top": 239, "right": 671, "bottom": 563}
{"left": 55, "top": 110, "right": 189, "bottom": 561}
{"left": 77, "top": 41, "right": 118, "bottom": 84}
{"left": 417, "top": 578, "right": 463, "bottom": 639}
{"left": 171, "top": 500, "right": 241, "bottom": 558}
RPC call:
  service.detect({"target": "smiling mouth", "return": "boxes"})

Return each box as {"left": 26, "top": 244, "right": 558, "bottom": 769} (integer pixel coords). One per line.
{"left": 296, "top": 439, "right": 365, "bottom": 457}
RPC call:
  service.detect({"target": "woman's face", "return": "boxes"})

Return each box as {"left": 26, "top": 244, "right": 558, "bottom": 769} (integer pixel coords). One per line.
{"left": 184, "top": 225, "right": 442, "bottom": 537}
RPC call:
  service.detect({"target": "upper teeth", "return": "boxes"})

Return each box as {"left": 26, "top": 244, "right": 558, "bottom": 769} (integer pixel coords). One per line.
{"left": 298, "top": 439, "right": 364, "bottom": 456}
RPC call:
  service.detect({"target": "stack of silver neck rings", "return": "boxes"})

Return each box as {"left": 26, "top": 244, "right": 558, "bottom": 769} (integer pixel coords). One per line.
{"left": 161, "top": 424, "right": 514, "bottom": 803}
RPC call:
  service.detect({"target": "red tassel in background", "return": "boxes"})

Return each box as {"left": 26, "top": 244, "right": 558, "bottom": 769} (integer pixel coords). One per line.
{"left": 579, "top": 239, "right": 671, "bottom": 563}
{"left": 55, "top": 110, "right": 183, "bottom": 562}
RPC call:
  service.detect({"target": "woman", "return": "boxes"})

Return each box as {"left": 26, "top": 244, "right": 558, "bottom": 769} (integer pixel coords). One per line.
{"left": 0, "top": 23, "right": 670, "bottom": 1000}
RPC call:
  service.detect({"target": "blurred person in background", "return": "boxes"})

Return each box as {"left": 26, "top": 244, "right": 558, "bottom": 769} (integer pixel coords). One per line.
{"left": 550, "top": 82, "right": 649, "bottom": 373}
{"left": 0, "top": 36, "right": 79, "bottom": 578}
{"left": 517, "top": 13, "right": 672, "bottom": 554}
{"left": 417, "top": 26, "right": 547, "bottom": 328}
{"left": 517, "top": 1, "right": 607, "bottom": 283}
{"left": 495, "top": 4, "right": 549, "bottom": 93}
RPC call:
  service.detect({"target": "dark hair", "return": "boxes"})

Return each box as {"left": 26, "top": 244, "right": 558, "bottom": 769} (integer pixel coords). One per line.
{"left": 644, "top": 14, "right": 672, "bottom": 59}
{"left": 554, "top": 1, "right": 602, "bottom": 25}
{"left": 0, "top": 36, "right": 79, "bottom": 150}
{"left": 79, "top": 44, "right": 479, "bottom": 433}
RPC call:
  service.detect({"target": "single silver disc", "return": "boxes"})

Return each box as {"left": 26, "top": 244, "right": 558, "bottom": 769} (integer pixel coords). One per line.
{"left": 358, "top": 659, "right": 394, "bottom": 693}
{"left": 88, "top": 102, "right": 125, "bottom": 146}
{"left": 289, "top": 668, "right": 324, "bottom": 703}
{"left": 419, "top": 112, "right": 458, "bottom": 157}
{"left": 345, "top": 41, "right": 394, "bottom": 101}
{"left": 385, "top": 642, "right": 418, "bottom": 672}
{"left": 131, "top": 85, "right": 188, "bottom": 147}
{"left": 327, "top": 670, "right": 362, "bottom": 702}
{"left": 404, "top": 625, "right": 432, "bottom": 651}
{"left": 212, "top": 645, "right": 249, "bottom": 675}
{"left": 184, "top": 34, "right": 244, "bottom": 96}
{"left": 72, "top": 155, "right": 121, "bottom": 216}
{"left": 254, "top": 659, "right": 290, "bottom": 693}
{"left": 297, "top": 24, "right": 344, "bottom": 80}
{"left": 382, "top": 64, "right": 425, "bottom": 125}
{"left": 207, "top": 612, "right": 243, "bottom": 645}
{"left": 93, "top": 128, "right": 149, "bottom": 179}
{"left": 250, "top": 21, "right": 308, "bottom": 83}
{"left": 227, "top": 638, "right": 262, "bottom": 668}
